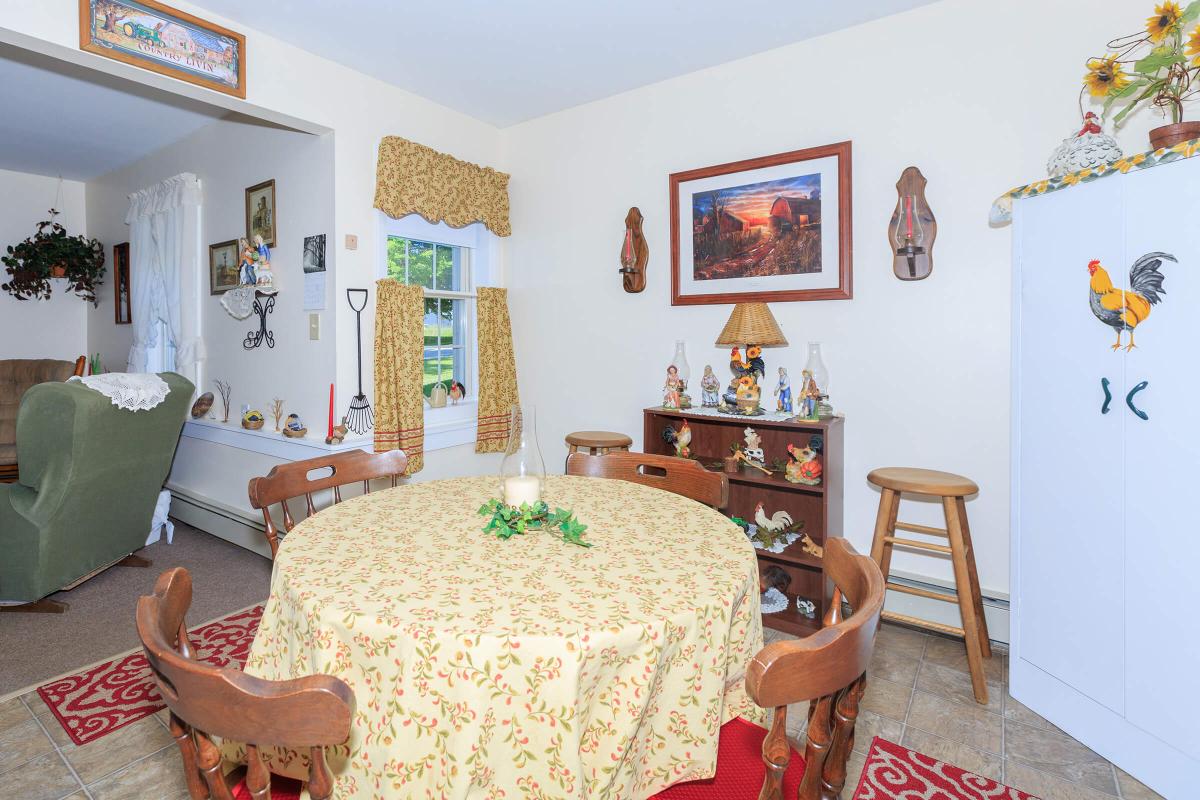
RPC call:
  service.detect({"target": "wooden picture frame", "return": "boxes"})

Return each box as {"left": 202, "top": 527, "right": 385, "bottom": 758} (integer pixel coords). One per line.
{"left": 78, "top": 0, "right": 246, "bottom": 99}
{"left": 670, "top": 141, "right": 852, "bottom": 305}
{"left": 113, "top": 242, "right": 131, "bottom": 324}
{"left": 245, "top": 179, "right": 276, "bottom": 247}
{"left": 209, "top": 239, "right": 240, "bottom": 294}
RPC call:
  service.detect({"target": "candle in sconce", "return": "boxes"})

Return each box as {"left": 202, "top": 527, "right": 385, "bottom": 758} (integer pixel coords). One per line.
{"left": 503, "top": 475, "right": 541, "bottom": 508}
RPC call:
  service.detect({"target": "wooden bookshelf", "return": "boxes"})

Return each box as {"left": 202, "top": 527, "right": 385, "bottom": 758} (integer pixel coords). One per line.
{"left": 643, "top": 407, "right": 844, "bottom": 637}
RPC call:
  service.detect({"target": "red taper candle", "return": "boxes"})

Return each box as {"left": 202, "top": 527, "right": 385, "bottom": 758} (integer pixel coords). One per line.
{"left": 327, "top": 383, "right": 334, "bottom": 439}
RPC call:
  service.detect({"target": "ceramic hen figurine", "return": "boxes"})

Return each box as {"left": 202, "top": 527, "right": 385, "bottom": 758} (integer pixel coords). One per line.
{"left": 785, "top": 443, "right": 822, "bottom": 485}
{"left": 1047, "top": 112, "right": 1122, "bottom": 177}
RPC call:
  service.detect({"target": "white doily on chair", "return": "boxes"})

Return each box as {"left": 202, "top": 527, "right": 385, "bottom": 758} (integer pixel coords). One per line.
{"left": 69, "top": 372, "right": 170, "bottom": 411}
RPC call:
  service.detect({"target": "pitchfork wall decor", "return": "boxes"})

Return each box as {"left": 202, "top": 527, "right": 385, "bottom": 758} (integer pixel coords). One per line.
{"left": 344, "top": 288, "right": 374, "bottom": 434}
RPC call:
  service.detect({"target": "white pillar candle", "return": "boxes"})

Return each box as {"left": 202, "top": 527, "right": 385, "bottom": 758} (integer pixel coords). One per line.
{"left": 504, "top": 475, "right": 541, "bottom": 507}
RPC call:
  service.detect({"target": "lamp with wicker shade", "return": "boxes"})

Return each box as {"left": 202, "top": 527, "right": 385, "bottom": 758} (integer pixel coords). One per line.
{"left": 715, "top": 302, "right": 788, "bottom": 415}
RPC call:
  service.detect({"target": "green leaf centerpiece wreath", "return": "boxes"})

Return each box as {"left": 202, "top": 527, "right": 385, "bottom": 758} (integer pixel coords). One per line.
{"left": 478, "top": 499, "right": 592, "bottom": 547}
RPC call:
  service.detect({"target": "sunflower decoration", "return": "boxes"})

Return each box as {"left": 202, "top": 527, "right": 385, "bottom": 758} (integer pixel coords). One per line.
{"left": 1084, "top": 2, "right": 1200, "bottom": 130}
{"left": 1085, "top": 55, "right": 1130, "bottom": 98}
{"left": 1146, "top": 1, "right": 1183, "bottom": 42}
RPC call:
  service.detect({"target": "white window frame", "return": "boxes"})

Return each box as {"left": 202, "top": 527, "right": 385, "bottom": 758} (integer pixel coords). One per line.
{"left": 145, "top": 318, "right": 176, "bottom": 374}
{"left": 377, "top": 214, "right": 497, "bottom": 452}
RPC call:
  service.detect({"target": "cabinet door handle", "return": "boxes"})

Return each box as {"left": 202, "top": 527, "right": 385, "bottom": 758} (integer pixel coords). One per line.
{"left": 1101, "top": 377, "right": 1112, "bottom": 414}
{"left": 1126, "top": 381, "right": 1149, "bottom": 421}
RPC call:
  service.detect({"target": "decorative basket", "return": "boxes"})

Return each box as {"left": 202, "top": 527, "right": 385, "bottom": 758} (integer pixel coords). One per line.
{"left": 242, "top": 418, "right": 265, "bottom": 431}
{"left": 282, "top": 426, "right": 307, "bottom": 439}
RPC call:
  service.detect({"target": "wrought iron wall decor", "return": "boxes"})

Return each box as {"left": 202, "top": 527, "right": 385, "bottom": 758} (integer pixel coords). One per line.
{"left": 242, "top": 291, "right": 277, "bottom": 349}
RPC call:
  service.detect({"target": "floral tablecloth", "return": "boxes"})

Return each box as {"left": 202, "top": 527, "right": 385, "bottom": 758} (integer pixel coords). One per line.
{"left": 231, "top": 474, "right": 764, "bottom": 799}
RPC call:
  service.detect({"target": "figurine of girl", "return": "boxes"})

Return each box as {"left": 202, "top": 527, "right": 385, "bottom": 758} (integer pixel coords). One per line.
{"left": 774, "top": 367, "right": 793, "bottom": 413}
{"left": 253, "top": 234, "right": 276, "bottom": 292}
{"left": 663, "top": 364, "right": 682, "bottom": 410}
{"left": 238, "top": 237, "right": 257, "bottom": 286}
{"left": 700, "top": 365, "right": 721, "bottom": 407}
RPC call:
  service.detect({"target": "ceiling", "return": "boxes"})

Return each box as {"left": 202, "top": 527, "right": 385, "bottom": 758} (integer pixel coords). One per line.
{"left": 194, "top": 0, "right": 939, "bottom": 127}
{"left": 0, "top": 46, "right": 227, "bottom": 181}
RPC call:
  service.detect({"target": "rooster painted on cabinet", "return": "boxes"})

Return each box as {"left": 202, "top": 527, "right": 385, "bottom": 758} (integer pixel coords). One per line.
{"left": 1088, "top": 252, "right": 1177, "bottom": 351}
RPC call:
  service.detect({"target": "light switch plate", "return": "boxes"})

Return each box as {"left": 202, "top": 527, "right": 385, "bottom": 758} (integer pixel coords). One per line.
{"left": 345, "top": 234, "right": 358, "bottom": 250}
{"left": 308, "top": 313, "right": 320, "bottom": 340}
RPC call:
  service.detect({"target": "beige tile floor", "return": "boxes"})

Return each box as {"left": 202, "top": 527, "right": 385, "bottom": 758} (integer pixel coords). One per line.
{"left": 0, "top": 622, "right": 1167, "bottom": 799}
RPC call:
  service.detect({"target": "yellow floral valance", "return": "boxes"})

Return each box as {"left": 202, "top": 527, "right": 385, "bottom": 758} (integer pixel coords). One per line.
{"left": 374, "top": 136, "right": 511, "bottom": 237}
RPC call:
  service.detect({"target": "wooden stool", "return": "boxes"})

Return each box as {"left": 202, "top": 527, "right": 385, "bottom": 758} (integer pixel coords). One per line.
{"left": 867, "top": 467, "right": 992, "bottom": 704}
{"left": 565, "top": 431, "right": 633, "bottom": 456}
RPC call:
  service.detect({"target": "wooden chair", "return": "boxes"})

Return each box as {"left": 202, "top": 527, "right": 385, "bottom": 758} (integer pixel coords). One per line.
{"left": 652, "top": 539, "right": 885, "bottom": 800}
{"left": 248, "top": 449, "right": 407, "bottom": 558}
{"left": 136, "top": 567, "right": 354, "bottom": 800}
{"left": 566, "top": 451, "right": 728, "bottom": 509}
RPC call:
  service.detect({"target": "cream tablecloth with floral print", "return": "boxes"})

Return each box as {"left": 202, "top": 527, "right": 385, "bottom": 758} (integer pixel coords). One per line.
{"left": 233, "top": 475, "right": 764, "bottom": 799}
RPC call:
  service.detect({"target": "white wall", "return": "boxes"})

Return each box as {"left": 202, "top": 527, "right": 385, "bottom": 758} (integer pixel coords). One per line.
{"left": 500, "top": 0, "right": 1168, "bottom": 599}
{"left": 86, "top": 117, "right": 335, "bottom": 428}
{"left": 0, "top": 169, "right": 88, "bottom": 361}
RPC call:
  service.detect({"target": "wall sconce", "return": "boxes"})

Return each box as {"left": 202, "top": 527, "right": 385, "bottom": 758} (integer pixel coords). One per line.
{"left": 618, "top": 206, "right": 648, "bottom": 293}
{"left": 889, "top": 167, "right": 936, "bottom": 281}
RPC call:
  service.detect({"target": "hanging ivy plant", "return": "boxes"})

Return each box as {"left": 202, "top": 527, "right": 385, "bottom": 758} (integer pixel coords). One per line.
{"left": 1, "top": 209, "right": 106, "bottom": 305}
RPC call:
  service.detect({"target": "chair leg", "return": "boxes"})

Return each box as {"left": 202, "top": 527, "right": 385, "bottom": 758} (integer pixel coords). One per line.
{"left": 870, "top": 488, "right": 899, "bottom": 580}
{"left": 955, "top": 496, "right": 992, "bottom": 659}
{"left": 943, "top": 497, "right": 989, "bottom": 704}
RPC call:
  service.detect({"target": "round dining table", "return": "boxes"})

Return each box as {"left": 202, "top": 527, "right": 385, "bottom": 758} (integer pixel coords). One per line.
{"left": 233, "top": 474, "right": 765, "bottom": 799}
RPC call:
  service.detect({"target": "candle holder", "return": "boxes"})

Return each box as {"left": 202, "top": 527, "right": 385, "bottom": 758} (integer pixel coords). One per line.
{"left": 499, "top": 404, "right": 546, "bottom": 508}
{"left": 888, "top": 167, "right": 936, "bottom": 281}
{"left": 618, "top": 207, "right": 648, "bottom": 293}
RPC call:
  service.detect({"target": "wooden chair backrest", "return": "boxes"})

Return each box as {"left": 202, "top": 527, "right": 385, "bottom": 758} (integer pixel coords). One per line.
{"left": 566, "top": 451, "right": 729, "bottom": 509}
{"left": 247, "top": 449, "right": 407, "bottom": 557}
{"left": 136, "top": 568, "right": 354, "bottom": 800}
{"left": 746, "top": 538, "right": 885, "bottom": 800}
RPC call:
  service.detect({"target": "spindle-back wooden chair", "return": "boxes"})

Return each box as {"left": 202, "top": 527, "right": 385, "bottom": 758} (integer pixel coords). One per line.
{"left": 136, "top": 568, "right": 354, "bottom": 800}
{"left": 247, "top": 449, "right": 407, "bottom": 557}
{"left": 566, "top": 451, "right": 729, "bottom": 509}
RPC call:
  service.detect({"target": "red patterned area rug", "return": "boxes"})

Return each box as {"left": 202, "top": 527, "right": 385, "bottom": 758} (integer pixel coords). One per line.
{"left": 37, "top": 605, "right": 263, "bottom": 746}
{"left": 854, "top": 738, "right": 1039, "bottom": 800}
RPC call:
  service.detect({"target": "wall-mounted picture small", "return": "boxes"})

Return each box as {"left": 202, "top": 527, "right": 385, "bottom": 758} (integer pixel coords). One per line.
{"left": 245, "top": 179, "right": 276, "bottom": 247}
{"left": 303, "top": 234, "right": 326, "bottom": 273}
{"left": 113, "top": 242, "right": 131, "bottom": 324}
{"left": 209, "top": 239, "right": 240, "bottom": 294}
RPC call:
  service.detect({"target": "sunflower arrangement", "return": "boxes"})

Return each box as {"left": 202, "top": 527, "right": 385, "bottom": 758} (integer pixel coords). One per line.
{"left": 1085, "top": 1, "right": 1200, "bottom": 127}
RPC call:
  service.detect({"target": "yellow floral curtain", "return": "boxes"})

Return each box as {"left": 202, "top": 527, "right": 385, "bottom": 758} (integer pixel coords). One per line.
{"left": 374, "top": 136, "right": 511, "bottom": 237}
{"left": 476, "top": 287, "right": 520, "bottom": 453}
{"left": 373, "top": 280, "right": 424, "bottom": 475}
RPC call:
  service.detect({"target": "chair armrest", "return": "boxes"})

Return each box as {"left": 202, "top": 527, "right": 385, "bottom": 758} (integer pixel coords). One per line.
{"left": 10, "top": 385, "right": 78, "bottom": 526}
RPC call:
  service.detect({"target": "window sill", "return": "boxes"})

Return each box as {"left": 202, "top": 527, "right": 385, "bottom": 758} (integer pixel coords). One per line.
{"left": 182, "top": 418, "right": 372, "bottom": 460}
{"left": 424, "top": 401, "right": 478, "bottom": 452}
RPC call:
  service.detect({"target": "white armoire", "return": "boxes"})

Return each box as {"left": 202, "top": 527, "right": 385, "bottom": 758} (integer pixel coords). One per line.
{"left": 1011, "top": 154, "right": 1200, "bottom": 799}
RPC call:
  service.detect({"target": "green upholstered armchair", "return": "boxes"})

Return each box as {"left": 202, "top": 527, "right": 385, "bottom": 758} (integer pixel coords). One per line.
{"left": 0, "top": 372, "right": 193, "bottom": 606}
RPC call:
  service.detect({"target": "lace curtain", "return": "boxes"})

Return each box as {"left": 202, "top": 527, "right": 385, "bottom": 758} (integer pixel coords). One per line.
{"left": 125, "top": 173, "right": 204, "bottom": 383}
{"left": 373, "top": 137, "right": 511, "bottom": 237}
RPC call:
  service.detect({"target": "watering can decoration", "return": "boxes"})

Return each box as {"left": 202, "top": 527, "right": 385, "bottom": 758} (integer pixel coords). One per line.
{"left": 425, "top": 383, "right": 448, "bottom": 408}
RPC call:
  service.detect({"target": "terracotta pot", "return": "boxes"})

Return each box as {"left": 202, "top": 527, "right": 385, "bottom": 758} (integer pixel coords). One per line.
{"left": 49, "top": 265, "right": 66, "bottom": 278}
{"left": 1149, "top": 121, "right": 1200, "bottom": 150}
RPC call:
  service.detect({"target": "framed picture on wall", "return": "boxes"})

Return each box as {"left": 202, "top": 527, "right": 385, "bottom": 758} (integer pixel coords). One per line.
{"left": 209, "top": 239, "right": 240, "bottom": 294}
{"left": 670, "top": 141, "right": 852, "bottom": 305}
{"left": 113, "top": 242, "right": 131, "bottom": 324}
{"left": 78, "top": 0, "right": 246, "bottom": 99}
{"left": 245, "top": 179, "right": 276, "bottom": 247}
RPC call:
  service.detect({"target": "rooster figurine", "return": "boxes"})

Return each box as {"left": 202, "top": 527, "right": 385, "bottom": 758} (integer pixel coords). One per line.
{"left": 754, "top": 503, "right": 793, "bottom": 536}
{"left": 1088, "top": 252, "right": 1177, "bottom": 351}
{"left": 661, "top": 420, "right": 692, "bottom": 459}
{"left": 784, "top": 443, "right": 823, "bottom": 486}
{"left": 1047, "top": 111, "right": 1122, "bottom": 178}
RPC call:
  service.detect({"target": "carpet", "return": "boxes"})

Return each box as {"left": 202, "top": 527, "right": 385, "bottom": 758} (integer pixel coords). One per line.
{"left": 36, "top": 604, "right": 263, "bottom": 746}
{"left": 854, "top": 738, "right": 1038, "bottom": 800}
{"left": 0, "top": 521, "right": 272, "bottom": 695}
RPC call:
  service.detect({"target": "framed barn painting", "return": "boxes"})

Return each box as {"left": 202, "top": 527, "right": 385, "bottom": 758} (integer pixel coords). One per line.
{"left": 78, "top": 0, "right": 246, "bottom": 99}
{"left": 671, "top": 141, "right": 852, "bottom": 305}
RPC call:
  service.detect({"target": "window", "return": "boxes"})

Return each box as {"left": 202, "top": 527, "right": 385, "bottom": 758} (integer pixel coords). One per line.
{"left": 145, "top": 318, "right": 176, "bottom": 373}
{"left": 379, "top": 214, "right": 496, "bottom": 451}
{"left": 386, "top": 237, "right": 469, "bottom": 398}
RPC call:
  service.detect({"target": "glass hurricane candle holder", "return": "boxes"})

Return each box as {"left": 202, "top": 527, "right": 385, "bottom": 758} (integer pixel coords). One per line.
{"left": 500, "top": 404, "right": 546, "bottom": 507}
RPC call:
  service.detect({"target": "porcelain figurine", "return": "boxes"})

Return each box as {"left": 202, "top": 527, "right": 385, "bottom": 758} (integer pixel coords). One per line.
{"left": 238, "top": 238, "right": 257, "bottom": 286}
{"left": 796, "top": 598, "right": 817, "bottom": 619}
{"left": 662, "top": 420, "right": 692, "bottom": 459}
{"left": 742, "top": 427, "right": 765, "bottom": 470}
{"left": 700, "top": 365, "right": 720, "bottom": 407}
{"left": 449, "top": 380, "right": 466, "bottom": 404}
{"left": 663, "top": 364, "right": 683, "bottom": 410}
{"left": 282, "top": 413, "right": 308, "bottom": 438}
{"left": 326, "top": 416, "right": 349, "bottom": 445}
{"left": 724, "top": 345, "right": 767, "bottom": 415}
{"left": 785, "top": 443, "right": 823, "bottom": 485}
{"left": 253, "top": 234, "right": 276, "bottom": 293}
{"left": 241, "top": 408, "right": 265, "bottom": 430}
{"left": 774, "top": 367, "right": 793, "bottom": 414}
{"left": 798, "top": 369, "right": 821, "bottom": 420}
